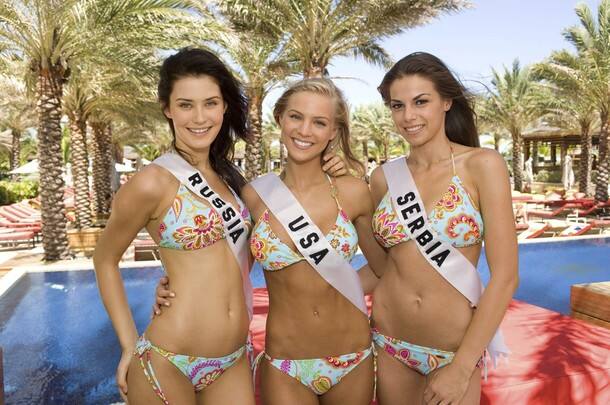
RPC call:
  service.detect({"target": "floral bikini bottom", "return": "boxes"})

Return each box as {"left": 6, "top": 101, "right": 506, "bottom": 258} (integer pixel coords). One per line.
{"left": 253, "top": 345, "right": 374, "bottom": 395}
{"left": 134, "top": 334, "right": 249, "bottom": 404}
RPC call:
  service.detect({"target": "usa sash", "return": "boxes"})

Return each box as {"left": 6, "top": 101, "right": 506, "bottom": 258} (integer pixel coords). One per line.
{"left": 250, "top": 173, "right": 367, "bottom": 316}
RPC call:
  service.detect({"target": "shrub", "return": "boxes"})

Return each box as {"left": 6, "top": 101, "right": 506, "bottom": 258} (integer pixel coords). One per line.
{"left": 0, "top": 180, "right": 39, "bottom": 205}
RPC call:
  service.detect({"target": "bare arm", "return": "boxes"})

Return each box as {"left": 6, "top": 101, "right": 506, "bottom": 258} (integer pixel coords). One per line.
{"left": 425, "top": 149, "right": 519, "bottom": 404}
{"left": 337, "top": 176, "right": 391, "bottom": 292}
{"left": 93, "top": 168, "right": 167, "bottom": 350}
{"left": 452, "top": 150, "right": 518, "bottom": 371}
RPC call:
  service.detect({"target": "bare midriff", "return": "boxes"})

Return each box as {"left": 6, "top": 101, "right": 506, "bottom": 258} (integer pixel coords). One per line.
{"left": 144, "top": 240, "right": 250, "bottom": 357}
{"left": 372, "top": 240, "right": 482, "bottom": 352}
{"left": 264, "top": 261, "right": 371, "bottom": 359}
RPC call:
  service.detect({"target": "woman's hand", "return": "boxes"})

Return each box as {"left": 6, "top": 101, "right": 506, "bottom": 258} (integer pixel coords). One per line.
{"left": 423, "top": 362, "right": 473, "bottom": 405}
{"left": 151, "top": 276, "right": 175, "bottom": 317}
{"left": 117, "top": 347, "right": 134, "bottom": 402}
{"left": 322, "top": 152, "right": 347, "bottom": 177}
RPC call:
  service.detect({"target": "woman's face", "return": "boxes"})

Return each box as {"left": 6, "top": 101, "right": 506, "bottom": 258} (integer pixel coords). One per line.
{"left": 164, "top": 75, "right": 226, "bottom": 154}
{"left": 388, "top": 74, "right": 451, "bottom": 147}
{"left": 279, "top": 91, "right": 337, "bottom": 164}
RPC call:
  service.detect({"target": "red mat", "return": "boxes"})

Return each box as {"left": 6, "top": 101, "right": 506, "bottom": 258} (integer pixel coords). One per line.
{"left": 250, "top": 289, "right": 610, "bottom": 404}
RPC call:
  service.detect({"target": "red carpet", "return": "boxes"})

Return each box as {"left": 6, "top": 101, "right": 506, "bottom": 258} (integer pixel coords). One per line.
{"left": 250, "top": 288, "right": 610, "bottom": 404}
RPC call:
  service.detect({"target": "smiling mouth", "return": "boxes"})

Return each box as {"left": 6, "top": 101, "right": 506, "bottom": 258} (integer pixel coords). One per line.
{"left": 292, "top": 138, "right": 314, "bottom": 150}
{"left": 187, "top": 127, "right": 212, "bottom": 135}
{"left": 404, "top": 124, "right": 424, "bottom": 134}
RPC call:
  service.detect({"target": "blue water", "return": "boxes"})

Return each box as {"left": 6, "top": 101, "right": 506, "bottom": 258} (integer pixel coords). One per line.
{"left": 0, "top": 237, "right": 609, "bottom": 403}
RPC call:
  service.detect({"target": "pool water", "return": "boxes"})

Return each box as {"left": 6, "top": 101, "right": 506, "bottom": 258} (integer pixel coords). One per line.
{"left": 1, "top": 237, "right": 609, "bottom": 403}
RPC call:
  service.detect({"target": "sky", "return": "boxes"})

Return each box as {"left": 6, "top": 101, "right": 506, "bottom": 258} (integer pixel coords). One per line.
{"left": 263, "top": 0, "right": 602, "bottom": 113}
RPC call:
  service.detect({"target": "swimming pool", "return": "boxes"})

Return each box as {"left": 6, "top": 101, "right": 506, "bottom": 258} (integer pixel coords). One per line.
{"left": 1, "top": 236, "right": 608, "bottom": 403}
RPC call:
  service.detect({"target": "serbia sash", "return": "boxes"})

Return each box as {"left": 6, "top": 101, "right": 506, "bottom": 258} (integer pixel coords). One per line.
{"left": 382, "top": 157, "right": 509, "bottom": 364}
{"left": 250, "top": 173, "right": 367, "bottom": 316}
{"left": 153, "top": 152, "right": 253, "bottom": 320}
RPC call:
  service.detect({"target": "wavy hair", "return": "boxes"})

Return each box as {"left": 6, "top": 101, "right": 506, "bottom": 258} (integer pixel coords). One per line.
{"left": 158, "top": 47, "right": 250, "bottom": 192}
{"left": 273, "top": 78, "right": 364, "bottom": 175}
{"left": 378, "top": 52, "right": 479, "bottom": 147}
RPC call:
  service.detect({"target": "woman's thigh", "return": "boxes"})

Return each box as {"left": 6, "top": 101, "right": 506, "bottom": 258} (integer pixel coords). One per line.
{"left": 376, "top": 348, "right": 426, "bottom": 405}
{"left": 320, "top": 353, "right": 374, "bottom": 405}
{"left": 197, "top": 352, "right": 255, "bottom": 405}
{"left": 127, "top": 351, "right": 196, "bottom": 405}
{"left": 259, "top": 357, "right": 319, "bottom": 405}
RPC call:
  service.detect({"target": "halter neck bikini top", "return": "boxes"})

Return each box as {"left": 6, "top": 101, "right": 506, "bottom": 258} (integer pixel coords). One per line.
{"left": 158, "top": 183, "right": 251, "bottom": 250}
{"left": 372, "top": 153, "right": 484, "bottom": 249}
{"left": 250, "top": 178, "right": 358, "bottom": 271}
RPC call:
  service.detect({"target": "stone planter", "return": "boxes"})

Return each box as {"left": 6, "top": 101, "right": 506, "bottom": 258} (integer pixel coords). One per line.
{"left": 67, "top": 227, "right": 105, "bottom": 256}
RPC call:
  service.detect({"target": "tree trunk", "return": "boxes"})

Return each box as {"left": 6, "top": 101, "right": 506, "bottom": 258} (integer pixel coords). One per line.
{"left": 245, "top": 93, "right": 264, "bottom": 180}
{"left": 594, "top": 112, "right": 609, "bottom": 202}
{"left": 512, "top": 132, "right": 524, "bottom": 192}
{"left": 578, "top": 125, "right": 593, "bottom": 196}
{"left": 532, "top": 141, "right": 538, "bottom": 173}
{"left": 362, "top": 139, "right": 369, "bottom": 174}
{"left": 304, "top": 63, "right": 324, "bottom": 79}
{"left": 279, "top": 139, "right": 285, "bottom": 170}
{"left": 91, "top": 121, "right": 113, "bottom": 217}
{"left": 36, "top": 69, "right": 71, "bottom": 261}
{"left": 10, "top": 129, "right": 21, "bottom": 181}
{"left": 68, "top": 112, "right": 92, "bottom": 229}
{"left": 493, "top": 133, "right": 500, "bottom": 152}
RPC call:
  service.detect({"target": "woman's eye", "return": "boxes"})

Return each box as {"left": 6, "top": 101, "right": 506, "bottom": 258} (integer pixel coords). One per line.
{"left": 178, "top": 103, "right": 191, "bottom": 109}
{"left": 315, "top": 121, "right": 327, "bottom": 127}
{"left": 415, "top": 99, "right": 428, "bottom": 105}
{"left": 290, "top": 114, "right": 301, "bottom": 120}
{"left": 390, "top": 103, "right": 403, "bottom": 110}
{"left": 206, "top": 101, "right": 218, "bottom": 107}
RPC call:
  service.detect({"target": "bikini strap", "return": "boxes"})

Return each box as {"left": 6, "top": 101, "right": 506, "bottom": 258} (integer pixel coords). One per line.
{"left": 325, "top": 174, "right": 341, "bottom": 209}
{"left": 450, "top": 147, "right": 456, "bottom": 176}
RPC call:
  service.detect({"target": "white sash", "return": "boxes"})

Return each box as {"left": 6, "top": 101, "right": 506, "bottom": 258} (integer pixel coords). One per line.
{"left": 250, "top": 173, "right": 367, "bottom": 316}
{"left": 153, "top": 152, "right": 253, "bottom": 320}
{"left": 382, "top": 157, "right": 509, "bottom": 364}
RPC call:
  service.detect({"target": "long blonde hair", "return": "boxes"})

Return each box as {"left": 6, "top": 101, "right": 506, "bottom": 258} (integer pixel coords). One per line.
{"left": 273, "top": 78, "right": 364, "bottom": 176}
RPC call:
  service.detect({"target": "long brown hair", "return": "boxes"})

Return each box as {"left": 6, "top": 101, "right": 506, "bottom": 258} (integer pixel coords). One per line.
{"left": 378, "top": 52, "right": 480, "bottom": 147}
{"left": 158, "top": 47, "right": 250, "bottom": 192}
{"left": 273, "top": 78, "right": 364, "bottom": 175}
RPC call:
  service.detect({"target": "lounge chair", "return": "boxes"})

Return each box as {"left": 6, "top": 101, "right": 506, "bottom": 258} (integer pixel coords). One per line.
{"left": 0, "top": 231, "right": 36, "bottom": 248}
{"left": 526, "top": 203, "right": 583, "bottom": 219}
{"left": 133, "top": 238, "right": 159, "bottom": 261}
{"left": 518, "top": 222, "right": 550, "bottom": 239}
{"left": 557, "top": 220, "right": 594, "bottom": 237}
{"left": 574, "top": 200, "right": 610, "bottom": 216}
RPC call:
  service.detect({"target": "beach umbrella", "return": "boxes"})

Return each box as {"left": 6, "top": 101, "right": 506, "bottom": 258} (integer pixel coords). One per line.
{"left": 8, "top": 159, "right": 39, "bottom": 174}
{"left": 562, "top": 155, "right": 575, "bottom": 190}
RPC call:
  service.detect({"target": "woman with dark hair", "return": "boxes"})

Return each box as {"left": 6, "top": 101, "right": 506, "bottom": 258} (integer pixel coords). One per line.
{"left": 94, "top": 47, "right": 257, "bottom": 404}
{"left": 370, "top": 52, "right": 518, "bottom": 404}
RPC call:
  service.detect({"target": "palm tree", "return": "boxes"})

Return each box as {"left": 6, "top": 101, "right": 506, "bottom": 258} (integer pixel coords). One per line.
{"left": 562, "top": 0, "right": 610, "bottom": 202}
{"left": 219, "top": 0, "right": 469, "bottom": 78}
{"left": 352, "top": 104, "right": 402, "bottom": 167}
{"left": 0, "top": 0, "right": 197, "bottom": 260}
{"left": 532, "top": 51, "right": 598, "bottom": 196}
{"left": 217, "top": 30, "right": 295, "bottom": 179}
{"left": 0, "top": 69, "right": 35, "bottom": 179}
{"left": 481, "top": 60, "right": 541, "bottom": 192}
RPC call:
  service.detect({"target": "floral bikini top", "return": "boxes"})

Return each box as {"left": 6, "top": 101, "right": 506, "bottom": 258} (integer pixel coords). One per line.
{"left": 250, "top": 181, "right": 359, "bottom": 271}
{"left": 372, "top": 156, "right": 484, "bottom": 249}
{"left": 158, "top": 184, "right": 251, "bottom": 250}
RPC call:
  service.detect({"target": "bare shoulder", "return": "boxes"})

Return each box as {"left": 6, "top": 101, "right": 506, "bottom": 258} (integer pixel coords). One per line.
{"left": 334, "top": 175, "right": 370, "bottom": 199}
{"left": 241, "top": 182, "right": 265, "bottom": 217}
{"left": 465, "top": 147, "right": 509, "bottom": 176}
{"left": 119, "top": 164, "right": 174, "bottom": 199}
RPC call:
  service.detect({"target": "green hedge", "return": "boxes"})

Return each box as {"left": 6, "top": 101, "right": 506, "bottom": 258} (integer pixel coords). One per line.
{"left": 0, "top": 180, "right": 39, "bottom": 205}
